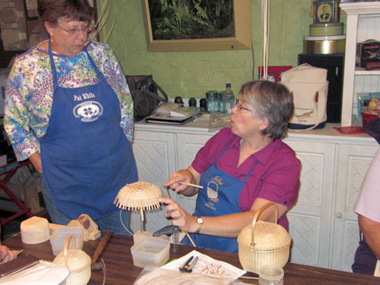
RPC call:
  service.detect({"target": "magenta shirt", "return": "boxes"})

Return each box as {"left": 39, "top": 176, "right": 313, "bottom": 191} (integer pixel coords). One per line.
{"left": 192, "top": 127, "right": 301, "bottom": 230}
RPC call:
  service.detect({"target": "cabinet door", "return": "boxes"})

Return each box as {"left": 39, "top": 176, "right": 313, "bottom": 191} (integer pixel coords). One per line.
{"left": 332, "top": 144, "right": 379, "bottom": 272}
{"left": 176, "top": 133, "right": 213, "bottom": 214}
{"left": 131, "top": 131, "right": 177, "bottom": 233}
{"left": 284, "top": 140, "right": 335, "bottom": 269}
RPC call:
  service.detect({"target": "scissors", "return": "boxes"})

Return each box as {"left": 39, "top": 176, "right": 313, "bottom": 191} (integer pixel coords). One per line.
{"left": 179, "top": 256, "right": 198, "bottom": 273}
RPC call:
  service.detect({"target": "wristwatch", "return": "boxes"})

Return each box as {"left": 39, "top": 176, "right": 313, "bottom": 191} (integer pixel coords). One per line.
{"left": 195, "top": 217, "right": 204, "bottom": 234}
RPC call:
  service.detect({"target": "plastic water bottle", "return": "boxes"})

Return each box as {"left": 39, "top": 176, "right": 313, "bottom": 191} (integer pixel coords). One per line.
{"left": 223, "top": 83, "right": 235, "bottom": 114}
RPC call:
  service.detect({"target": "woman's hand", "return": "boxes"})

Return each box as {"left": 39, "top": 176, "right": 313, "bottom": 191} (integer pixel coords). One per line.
{"left": 163, "top": 166, "right": 201, "bottom": 196}
{"left": 158, "top": 197, "right": 198, "bottom": 233}
{"left": 0, "top": 245, "right": 17, "bottom": 264}
{"left": 29, "top": 153, "right": 42, "bottom": 173}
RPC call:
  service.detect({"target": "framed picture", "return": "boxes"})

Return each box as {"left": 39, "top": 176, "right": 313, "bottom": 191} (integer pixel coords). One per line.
{"left": 313, "top": 0, "right": 339, "bottom": 24}
{"left": 141, "top": 0, "right": 252, "bottom": 52}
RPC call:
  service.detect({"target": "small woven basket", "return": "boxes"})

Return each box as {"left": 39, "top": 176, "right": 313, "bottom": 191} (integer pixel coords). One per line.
{"left": 53, "top": 235, "right": 91, "bottom": 285}
{"left": 237, "top": 203, "right": 291, "bottom": 274}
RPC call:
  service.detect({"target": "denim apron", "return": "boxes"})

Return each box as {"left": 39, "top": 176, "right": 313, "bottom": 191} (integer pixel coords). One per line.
{"left": 39, "top": 40, "right": 137, "bottom": 220}
{"left": 182, "top": 147, "right": 258, "bottom": 253}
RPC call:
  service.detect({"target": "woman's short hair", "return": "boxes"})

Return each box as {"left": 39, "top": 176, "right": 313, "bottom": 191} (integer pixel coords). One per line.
{"left": 239, "top": 80, "right": 294, "bottom": 140}
{"left": 38, "top": 0, "right": 94, "bottom": 24}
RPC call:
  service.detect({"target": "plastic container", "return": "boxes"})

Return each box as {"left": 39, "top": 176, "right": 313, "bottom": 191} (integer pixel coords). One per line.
{"left": 259, "top": 265, "right": 284, "bottom": 285}
{"left": 222, "top": 83, "right": 235, "bottom": 114}
{"left": 50, "top": 227, "right": 84, "bottom": 256}
{"left": 130, "top": 237, "right": 170, "bottom": 268}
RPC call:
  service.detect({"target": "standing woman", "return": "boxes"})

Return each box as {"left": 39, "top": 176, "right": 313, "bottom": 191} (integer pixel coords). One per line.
{"left": 4, "top": 0, "right": 138, "bottom": 234}
{"left": 162, "top": 80, "right": 301, "bottom": 253}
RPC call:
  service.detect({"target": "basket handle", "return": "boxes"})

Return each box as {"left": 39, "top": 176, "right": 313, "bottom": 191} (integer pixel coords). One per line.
{"left": 63, "top": 235, "right": 76, "bottom": 268}
{"left": 250, "top": 202, "right": 278, "bottom": 246}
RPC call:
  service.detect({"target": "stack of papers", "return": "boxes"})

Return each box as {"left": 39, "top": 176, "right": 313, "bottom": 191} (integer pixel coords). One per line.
{"left": 146, "top": 107, "right": 199, "bottom": 125}
{"left": 0, "top": 260, "right": 69, "bottom": 285}
{"left": 162, "top": 250, "right": 246, "bottom": 279}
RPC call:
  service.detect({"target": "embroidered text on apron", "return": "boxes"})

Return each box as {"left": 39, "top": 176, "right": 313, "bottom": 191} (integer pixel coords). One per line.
{"left": 39, "top": 40, "right": 137, "bottom": 219}
{"left": 182, "top": 147, "right": 258, "bottom": 253}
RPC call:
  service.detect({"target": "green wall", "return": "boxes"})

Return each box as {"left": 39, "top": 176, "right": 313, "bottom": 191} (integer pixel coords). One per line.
{"left": 98, "top": 0, "right": 346, "bottom": 99}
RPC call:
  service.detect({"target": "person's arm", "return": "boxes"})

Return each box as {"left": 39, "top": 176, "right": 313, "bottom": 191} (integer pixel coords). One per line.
{"left": 4, "top": 59, "right": 41, "bottom": 162}
{"left": 0, "top": 245, "right": 17, "bottom": 264}
{"left": 102, "top": 44, "right": 134, "bottom": 142}
{"left": 28, "top": 152, "right": 42, "bottom": 173}
{"left": 358, "top": 215, "right": 380, "bottom": 260}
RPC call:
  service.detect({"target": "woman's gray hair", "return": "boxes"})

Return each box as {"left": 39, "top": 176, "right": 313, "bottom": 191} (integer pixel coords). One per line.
{"left": 38, "top": 0, "right": 94, "bottom": 24}
{"left": 239, "top": 80, "right": 294, "bottom": 140}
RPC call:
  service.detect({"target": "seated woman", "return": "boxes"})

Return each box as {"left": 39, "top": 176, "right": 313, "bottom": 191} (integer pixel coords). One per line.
{"left": 160, "top": 80, "right": 301, "bottom": 253}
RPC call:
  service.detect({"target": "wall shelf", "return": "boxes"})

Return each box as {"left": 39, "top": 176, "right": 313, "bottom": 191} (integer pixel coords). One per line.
{"left": 340, "top": 2, "right": 380, "bottom": 126}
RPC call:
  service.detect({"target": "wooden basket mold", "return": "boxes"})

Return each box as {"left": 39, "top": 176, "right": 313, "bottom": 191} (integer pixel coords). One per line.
{"left": 237, "top": 202, "right": 291, "bottom": 274}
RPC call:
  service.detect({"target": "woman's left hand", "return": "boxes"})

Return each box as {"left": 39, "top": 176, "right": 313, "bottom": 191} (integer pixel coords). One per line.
{"left": 158, "top": 197, "right": 197, "bottom": 233}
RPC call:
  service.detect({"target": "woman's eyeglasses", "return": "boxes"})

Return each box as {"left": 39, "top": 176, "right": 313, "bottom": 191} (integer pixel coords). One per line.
{"left": 235, "top": 102, "right": 252, "bottom": 112}
{"left": 56, "top": 24, "right": 92, "bottom": 35}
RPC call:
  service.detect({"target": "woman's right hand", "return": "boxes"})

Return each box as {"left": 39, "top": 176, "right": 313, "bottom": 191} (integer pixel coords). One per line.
{"left": 29, "top": 153, "right": 42, "bottom": 173}
{"left": 163, "top": 169, "right": 192, "bottom": 194}
{"left": 0, "top": 245, "right": 17, "bottom": 264}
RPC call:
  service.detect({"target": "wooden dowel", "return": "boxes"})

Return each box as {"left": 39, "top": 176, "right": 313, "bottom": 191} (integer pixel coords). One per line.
{"left": 179, "top": 182, "right": 203, "bottom": 189}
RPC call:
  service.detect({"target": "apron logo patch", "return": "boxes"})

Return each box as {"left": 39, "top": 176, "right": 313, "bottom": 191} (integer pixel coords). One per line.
{"left": 73, "top": 101, "right": 104, "bottom": 122}
{"left": 207, "top": 176, "right": 222, "bottom": 203}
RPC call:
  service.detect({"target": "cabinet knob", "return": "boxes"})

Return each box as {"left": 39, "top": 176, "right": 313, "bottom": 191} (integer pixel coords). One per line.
{"left": 335, "top": 212, "right": 343, "bottom": 218}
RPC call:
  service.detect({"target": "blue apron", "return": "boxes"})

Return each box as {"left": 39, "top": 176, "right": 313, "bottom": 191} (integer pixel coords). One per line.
{"left": 183, "top": 147, "right": 258, "bottom": 253}
{"left": 39, "top": 40, "right": 137, "bottom": 220}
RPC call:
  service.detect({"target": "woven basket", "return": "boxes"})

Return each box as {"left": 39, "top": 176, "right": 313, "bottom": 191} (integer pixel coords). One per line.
{"left": 53, "top": 235, "right": 91, "bottom": 285}
{"left": 237, "top": 203, "right": 291, "bottom": 274}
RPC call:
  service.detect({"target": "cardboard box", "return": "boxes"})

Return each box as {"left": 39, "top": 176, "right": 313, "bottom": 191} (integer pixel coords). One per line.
{"left": 356, "top": 39, "right": 380, "bottom": 68}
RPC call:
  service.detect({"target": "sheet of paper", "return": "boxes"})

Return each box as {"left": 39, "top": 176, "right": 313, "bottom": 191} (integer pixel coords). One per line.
{"left": 162, "top": 250, "right": 246, "bottom": 279}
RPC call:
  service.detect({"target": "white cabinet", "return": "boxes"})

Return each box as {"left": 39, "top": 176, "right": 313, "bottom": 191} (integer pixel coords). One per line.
{"left": 131, "top": 130, "right": 178, "bottom": 233}
{"left": 133, "top": 121, "right": 378, "bottom": 271}
{"left": 176, "top": 133, "right": 212, "bottom": 214}
{"left": 331, "top": 143, "right": 378, "bottom": 271}
{"left": 340, "top": 2, "right": 380, "bottom": 126}
{"left": 283, "top": 140, "right": 335, "bottom": 268}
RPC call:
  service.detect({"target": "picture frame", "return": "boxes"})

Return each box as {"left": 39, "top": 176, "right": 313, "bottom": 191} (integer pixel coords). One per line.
{"left": 313, "top": 0, "right": 339, "bottom": 24}
{"left": 141, "top": 0, "right": 252, "bottom": 52}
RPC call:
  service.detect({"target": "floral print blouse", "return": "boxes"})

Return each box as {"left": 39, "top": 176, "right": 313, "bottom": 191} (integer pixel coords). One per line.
{"left": 4, "top": 39, "right": 134, "bottom": 161}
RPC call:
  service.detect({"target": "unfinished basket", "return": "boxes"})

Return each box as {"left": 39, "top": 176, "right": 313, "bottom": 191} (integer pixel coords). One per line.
{"left": 237, "top": 202, "right": 291, "bottom": 274}
{"left": 53, "top": 235, "right": 91, "bottom": 285}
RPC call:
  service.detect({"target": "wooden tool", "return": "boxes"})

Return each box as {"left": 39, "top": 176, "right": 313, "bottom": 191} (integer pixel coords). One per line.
{"left": 179, "top": 182, "right": 203, "bottom": 189}
{"left": 91, "top": 230, "right": 112, "bottom": 270}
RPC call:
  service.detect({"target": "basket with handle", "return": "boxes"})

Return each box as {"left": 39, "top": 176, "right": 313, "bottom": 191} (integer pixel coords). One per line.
{"left": 53, "top": 235, "right": 91, "bottom": 285}
{"left": 237, "top": 202, "right": 291, "bottom": 273}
